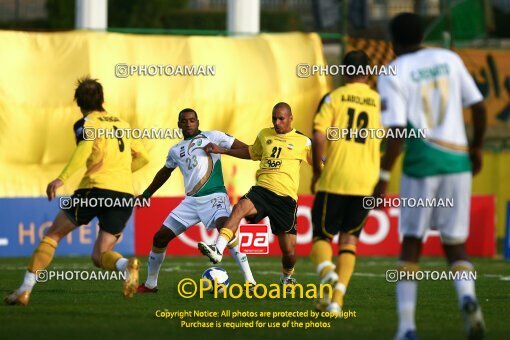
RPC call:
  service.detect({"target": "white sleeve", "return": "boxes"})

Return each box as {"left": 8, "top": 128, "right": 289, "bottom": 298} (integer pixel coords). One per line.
{"left": 378, "top": 73, "right": 407, "bottom": 127}
{"left": 455, "top": 54, "right": 483, "bottom": 107}
{"left": 207, "top": 130, "right": 235, "bottom": 149}
{"left": 165, "top": 148, "right": 177, "bottom": 169}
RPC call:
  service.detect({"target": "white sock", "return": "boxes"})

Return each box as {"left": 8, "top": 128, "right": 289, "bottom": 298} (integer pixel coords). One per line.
{"left": 451, "top": 261, "right": 476, "bottom": 307}
{"left": 281, "top": 268, "right": 294, "bottom": 280}
{"left": 145, "top": 250, "right": 166, "bottom": 289}
{"left": 18, "top": 271, "right": 37, "bottom": 294}
{"left": 334, "top": 282, "right": 347, "bottom": 295}
{"left": 228, "top": 242, "right": 255, "bottom": 284}
{"left": 216, "top": 235, "right": 229, "bottom": 255}
{"left": 396, "top": 280, "right": 417, "bottom": 334}
{"left": 115, "top": 258, "right": 128, "bottom": 272}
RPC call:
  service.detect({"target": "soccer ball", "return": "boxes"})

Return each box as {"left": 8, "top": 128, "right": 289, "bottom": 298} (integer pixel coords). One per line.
{"left": 201, "top": 267, "right": 229, "bottom": 293}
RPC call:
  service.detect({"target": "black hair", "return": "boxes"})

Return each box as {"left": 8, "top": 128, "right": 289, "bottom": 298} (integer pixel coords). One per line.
{"left": 343, "top": 50, "right": 371, "bottom": 69}
{"left": 74, "top": 77, "right": 105, "bottom": 111}
{"left": 178, "top": 108, "right": 198, "bottom": 120}
{"left": 390, "top": 12, "right": 423, "bottom": 46}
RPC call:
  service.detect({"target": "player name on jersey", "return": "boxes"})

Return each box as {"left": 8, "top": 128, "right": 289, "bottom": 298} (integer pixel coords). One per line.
{"left": 341, "top": 94, "right": 377, "bottom": 106}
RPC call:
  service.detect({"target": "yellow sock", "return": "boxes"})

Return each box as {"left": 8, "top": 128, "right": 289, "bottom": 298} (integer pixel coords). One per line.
{"left": 219, "top": 228, "right": 234, "bottom": 242}
{"left": 310, "top": 239, "right": 335, "bottom": 278}
{"left": 100, "top": 251, "right": 123, "bottom": 271}
{"left": 332, "top": 244, "right": 357, "bottom": 307}
{"left": 28, "top": 236, "right": 58, "bottom": 272}
{"left": 227, "top": 235, "right": 239, "bottom": 249}
{"left": 216, "top": 228, "right": 234, "bottom": 254}
{"left": 397, "top": 261, "right": 420, "bottom": 275}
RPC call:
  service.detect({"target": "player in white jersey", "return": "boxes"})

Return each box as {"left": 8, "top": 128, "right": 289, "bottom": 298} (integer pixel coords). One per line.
{"left": 374, "top": 13, "right": 487, "bottom": 340}
{"left": 137, "top": 108, "right": 256, "bottom": 293}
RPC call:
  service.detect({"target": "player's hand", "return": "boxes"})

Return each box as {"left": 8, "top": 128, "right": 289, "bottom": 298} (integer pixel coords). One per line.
{"left": 202, "top": 142, "right": 222, "bottom": 154}
{"left": 311, "top": 173, "right": 320, "bottom": 194}
{"left": 469, "top": 146, "right": 483, "bottom": 175}
{"left": 46, "top": 179, "right": 64, "bottom": 201}
{"left": 371, "top": 180, "right": 387, "bottom": 209}
{"left": 135, "top": 195, "right": 150, "bottom": 207}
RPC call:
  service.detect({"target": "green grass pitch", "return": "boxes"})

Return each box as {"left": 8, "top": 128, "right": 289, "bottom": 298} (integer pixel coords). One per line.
{"left": 1, "top": 256, "right": 509, "bottom": 339}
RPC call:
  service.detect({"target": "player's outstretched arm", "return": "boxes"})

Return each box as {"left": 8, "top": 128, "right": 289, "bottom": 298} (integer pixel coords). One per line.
{"left": 47, "top": 140, "right": 94, "bottom": 201}
{"left": 469, "top": 101, "right": 486, "bottom": 176}
{"left": 131, "top": 139, "right": 150, "bottom": 172}
{"left": 230, "top": 138, "right": 248, "bottom": 149}
{"left": 203, "top": 142, "right": 251, "bottom": 159}
{"left": 138, "top": 166, "right": 175, "bottom": 201}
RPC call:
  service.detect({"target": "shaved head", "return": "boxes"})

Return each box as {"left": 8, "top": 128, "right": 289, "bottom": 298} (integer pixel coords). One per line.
{"left": 272, "top": 102, "right": 293, "bottom": 134}
{"left": 272, "top": 102, "right": 292, "bottom": 116}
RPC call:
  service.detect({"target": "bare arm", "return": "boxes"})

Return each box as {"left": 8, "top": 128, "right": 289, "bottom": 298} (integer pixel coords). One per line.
{"left": 131, "top": 139, "right": 150, "bottom": 172}
{"left": 372, "top": 127, "right": 406, "bottom": 200}
{"left": 469, "top": 101, "right": 487, "bottom": 175}
{"left": 311, "top": 130, "right": 326, "bottom": 193}
{"left": 380, "top": 127, "right": 406, "bottom": 172}
{"left": 203, "top": 142, "right": 251, "bottom": 160}
{"left": 47, "top": 140, "right": 94, "bottom": 201}
{"left": 230, "top": 138, "right": 248, "bottom": 149}
{"left": 141, "top": 166, "right": 175, "bottom": 198}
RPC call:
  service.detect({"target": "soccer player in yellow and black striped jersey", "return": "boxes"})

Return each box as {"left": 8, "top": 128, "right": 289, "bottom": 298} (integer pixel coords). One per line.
{"left": 5, "top": 77, "right": 149, "bottom": 306}
{"left": 310, "top": 51, "right": 381, "bottom": 315}
{"left": 198, "top": 102, "right": 312, "bottom": 286}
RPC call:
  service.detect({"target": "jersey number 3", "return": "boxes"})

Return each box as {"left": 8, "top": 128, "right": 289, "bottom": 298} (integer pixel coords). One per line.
{"left": 186, "top": 155, "right": 198, "bottom": 170}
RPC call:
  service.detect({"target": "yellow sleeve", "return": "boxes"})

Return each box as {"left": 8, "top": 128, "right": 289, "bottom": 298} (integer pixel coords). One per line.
{"left": 305, "top": 143, "right": 312, "bottom": 165}
{"left": 131, "top": 139, "right": 150, "bottom": 172}
{"left": 313, "top": 94, "right": 334, "bottom": 133}
{"left": 57, "top": 140, "right": 93, "bottom": 183}
{"left": 248, "top": 133, "right": 263, "bottom": 161}
{"left": 301, "top": 136, "right": 313, "bottom": 165}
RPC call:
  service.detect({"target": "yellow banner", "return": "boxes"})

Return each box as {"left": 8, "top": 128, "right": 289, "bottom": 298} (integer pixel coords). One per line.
{"left": 455, "top": 48, "right": 510, "bottom": 126}
{"left": 0, "top": 31, "right": 330, "bottom": 197}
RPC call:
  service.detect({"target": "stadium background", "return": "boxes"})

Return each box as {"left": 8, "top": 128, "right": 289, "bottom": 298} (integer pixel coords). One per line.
{"left": 0, "top": 0, "right": 508, "bottom": 258}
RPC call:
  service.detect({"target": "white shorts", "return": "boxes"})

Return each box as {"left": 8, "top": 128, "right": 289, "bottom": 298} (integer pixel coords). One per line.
{"left": 163, "top": 192, "right": 231, "bottom": 235}
{"left": 399, "top": 172, "right": 471, "bottom": 244}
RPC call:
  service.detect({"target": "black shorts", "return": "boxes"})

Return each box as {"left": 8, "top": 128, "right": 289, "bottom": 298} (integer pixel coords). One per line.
{"left": 243, "top": 186, "right": 297, "bottom": 235}
{"left": 62, "top": 188, "right": 134, "bottom": 237}
{"left": 311, "top": 192, "right": 369, "bottom": 239}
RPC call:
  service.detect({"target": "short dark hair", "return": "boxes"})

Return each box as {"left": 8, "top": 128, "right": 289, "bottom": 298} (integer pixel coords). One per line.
{"left": 74, "top": 77, "right": 105, "bottom": 111}
{"left": 272, "top": 102, "right": 292, "bottom": 115}
{"left": 178, "top": 108, "right": 198, "bottom": 120}
{"left": 343, "top": 50, "right": 371, "bottom": 70}
{"left": 390, "top": 12, "right": 423, "bottom": 46}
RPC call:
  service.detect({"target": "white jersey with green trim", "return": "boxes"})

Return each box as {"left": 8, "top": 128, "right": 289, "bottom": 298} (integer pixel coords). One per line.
{"left": 378, "top": 47, "right": 483, "bottom": 177}
{"left": 165, "top": 130, "right": 234, "bottom": 196}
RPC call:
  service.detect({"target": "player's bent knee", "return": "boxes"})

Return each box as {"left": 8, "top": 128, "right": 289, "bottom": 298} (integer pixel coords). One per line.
{"left": 281, "top": 245, "right": 296, "bottom": 258}
{"left": 153, "top": 227, "right": 174, "bottom": 249}
{"left": 231, "top": 202, "right": 246, "bottom": 216}
{"left": 233, "top": 199, "right": 255, "bottom": 216}
{"left": 339, "top": 233, "right": 358, "bottom": 245}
